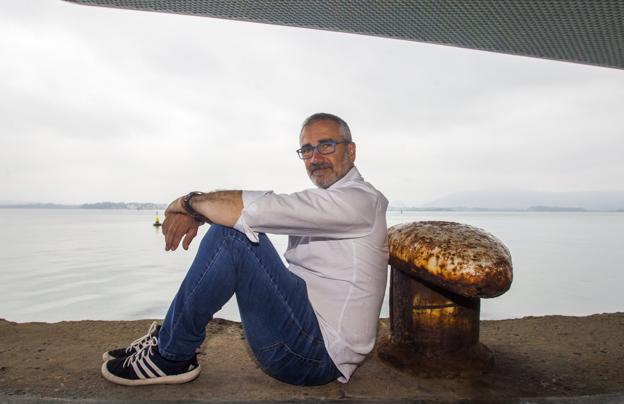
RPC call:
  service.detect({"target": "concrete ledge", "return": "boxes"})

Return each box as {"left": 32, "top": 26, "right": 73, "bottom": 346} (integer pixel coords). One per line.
{"left": 1, "top": 314, "right": 623, "bottom": 402}
{"left": 3, "top": 394, "right": 624, "bottom": 404}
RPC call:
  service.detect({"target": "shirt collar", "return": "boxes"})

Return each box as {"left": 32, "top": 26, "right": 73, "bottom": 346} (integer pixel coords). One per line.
{"left": 329, "top": 166, "right": 362, "bottom": 189}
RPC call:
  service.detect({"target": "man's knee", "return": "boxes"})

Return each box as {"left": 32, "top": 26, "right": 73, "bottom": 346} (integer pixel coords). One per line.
{"left": 204, "top": 224, "right": 252, "bottom": 244}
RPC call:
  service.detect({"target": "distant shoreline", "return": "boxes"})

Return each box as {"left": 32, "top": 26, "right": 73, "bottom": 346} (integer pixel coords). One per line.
{"left": 0, "top": 202, "right": 167, "bottom": 210}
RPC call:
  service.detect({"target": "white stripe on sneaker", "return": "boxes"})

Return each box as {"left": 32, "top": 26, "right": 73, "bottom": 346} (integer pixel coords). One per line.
{"left": 131, "top": 361, "right": 147, "bottom": 379}
{"left": 145, "top": 355, "right": 167, "bottom": 377}
{"left": 138, "top": 359, "right": 158, "bottom": 378}
{"left": 124, "top": 336, "right": 167, "bottom": 380}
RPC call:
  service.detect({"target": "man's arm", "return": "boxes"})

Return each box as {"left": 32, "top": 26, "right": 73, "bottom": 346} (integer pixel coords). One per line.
{"left": 166, "top": 190, "right": 243, "bottom": 227}
{"left": 163, "top": 190, "right": 243, "bottom": 251}
{"left": 237, "top": 187, "right": 379, "bottom": 241}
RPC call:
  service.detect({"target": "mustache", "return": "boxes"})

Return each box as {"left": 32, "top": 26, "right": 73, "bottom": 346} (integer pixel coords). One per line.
{"left": 309, "top": 162, "right": 333, "bottom": 173}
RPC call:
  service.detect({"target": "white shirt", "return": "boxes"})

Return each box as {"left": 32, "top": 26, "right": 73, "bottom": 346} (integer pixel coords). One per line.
{"left": 233, "top": 167, "right": 389, "bottom": 382}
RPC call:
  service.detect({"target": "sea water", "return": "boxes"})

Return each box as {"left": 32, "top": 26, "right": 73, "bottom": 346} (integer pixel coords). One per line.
{"left": 0, "top": 209, "right": 623, "bottom": 323}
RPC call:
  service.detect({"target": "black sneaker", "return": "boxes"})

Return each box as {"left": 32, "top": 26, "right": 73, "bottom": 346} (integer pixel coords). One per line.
{"left": 101, "top": 336, "right": 201, "bottom": 386}
{"left": 102, "top": 321, "right": 161, "bottom": 361}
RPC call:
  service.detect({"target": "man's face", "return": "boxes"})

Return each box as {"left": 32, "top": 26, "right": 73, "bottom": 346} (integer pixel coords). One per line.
{"left": 299, "top": 119, "right": 356, "bottom": 189}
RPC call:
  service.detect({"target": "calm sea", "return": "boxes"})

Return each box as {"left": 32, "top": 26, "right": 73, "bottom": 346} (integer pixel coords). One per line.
{"left": 0, "top": 209, "right": 622, "bottom": 323}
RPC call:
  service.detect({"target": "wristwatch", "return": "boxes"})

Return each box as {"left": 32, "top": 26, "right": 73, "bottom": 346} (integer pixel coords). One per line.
{"left": 181, "top": 191, "right": 210, "bottom": 223}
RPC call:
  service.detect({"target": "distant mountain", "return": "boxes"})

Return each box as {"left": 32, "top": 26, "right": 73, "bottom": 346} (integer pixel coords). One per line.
{"left": 81, "top": 201, "right": 128, "bottom": 209}
{"left": 0, "top": 202, "right": 77, "bottom": 209}
{"left": 422, "top": 189, "right": 624, "bottom": 211}
{"left": 526, "top": 206, "right": 586, "bottom": 212}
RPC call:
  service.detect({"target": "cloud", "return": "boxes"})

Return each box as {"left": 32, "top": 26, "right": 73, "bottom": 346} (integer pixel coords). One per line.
{"left": 1, "top": 1, "right": 623, "bottom": 205}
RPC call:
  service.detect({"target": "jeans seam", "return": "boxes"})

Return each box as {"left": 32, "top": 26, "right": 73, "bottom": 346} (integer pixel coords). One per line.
{"left": 229, "top": 234, "right": 309, "bottom": 338}
{"left": 256, "top": 341, "right": 283, "bottom": 354}
{"left": 284, "top": 316, "right": 325, "bottom": 346}
{"left": 260, "top": 341, "right": 326, "bottom": 367}
{"left": 281, "top": 343, "right": 325, "bottom": 366}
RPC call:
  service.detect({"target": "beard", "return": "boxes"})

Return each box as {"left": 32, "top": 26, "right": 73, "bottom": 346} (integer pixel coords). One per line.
{"left": 309, "top": 162, "right": 336, "bottom": 189}
{"left": 307, "top": 154, "right": 353, "bottom": 189}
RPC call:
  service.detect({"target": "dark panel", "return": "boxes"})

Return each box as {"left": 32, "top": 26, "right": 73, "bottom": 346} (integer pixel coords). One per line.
{"left": 64, "top": 0, "right": 624, "bottom": 70}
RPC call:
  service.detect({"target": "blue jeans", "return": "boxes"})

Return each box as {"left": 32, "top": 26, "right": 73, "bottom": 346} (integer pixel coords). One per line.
{"left": 157, "top": 225, "right": 341, "bottom": 386}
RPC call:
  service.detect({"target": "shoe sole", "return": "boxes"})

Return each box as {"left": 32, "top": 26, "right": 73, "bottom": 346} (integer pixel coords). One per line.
{"left": 101, "top": 362, "right": 201, "bottom": 386}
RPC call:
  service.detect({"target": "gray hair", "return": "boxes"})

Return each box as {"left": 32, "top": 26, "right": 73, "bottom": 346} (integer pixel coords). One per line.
{"left": 300, "top": 113, "right": 352, "bottom": 142}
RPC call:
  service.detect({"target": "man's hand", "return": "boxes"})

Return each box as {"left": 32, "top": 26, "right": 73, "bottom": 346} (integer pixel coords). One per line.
{"left": 164, "top": 197, "right": 186, "bottom": 216}
{"left": 161, "top": 190, "right": 243, "bottom": 251}
{"left": 162, "top": 212, "right": 201, "bottom": 251}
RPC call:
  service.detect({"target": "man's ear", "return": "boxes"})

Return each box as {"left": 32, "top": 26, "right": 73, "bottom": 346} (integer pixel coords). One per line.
{"left": 348, "top": 142, "right": 356, "bottom": 162}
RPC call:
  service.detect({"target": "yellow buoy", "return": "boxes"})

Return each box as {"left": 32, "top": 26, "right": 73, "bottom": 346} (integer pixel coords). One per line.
{"left": 153, "top": 211, "right": 162, "bottom": 227}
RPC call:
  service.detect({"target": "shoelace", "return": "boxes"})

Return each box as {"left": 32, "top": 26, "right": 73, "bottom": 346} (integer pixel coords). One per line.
{"left": 124, "top": 321, "right": 158, "bottom": 354}
{"left": 123, "top": 335, "right": 158, "bottom": 368}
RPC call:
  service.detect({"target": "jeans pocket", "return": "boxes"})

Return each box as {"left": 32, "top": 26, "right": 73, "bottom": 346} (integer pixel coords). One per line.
{"left": 255, "top": 342, "right": 332, "bottom": 386}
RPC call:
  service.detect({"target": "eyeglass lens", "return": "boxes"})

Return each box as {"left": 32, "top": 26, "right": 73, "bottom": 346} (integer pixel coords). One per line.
{"left": 298, "top": 141, "right": 337, "bottom": 159}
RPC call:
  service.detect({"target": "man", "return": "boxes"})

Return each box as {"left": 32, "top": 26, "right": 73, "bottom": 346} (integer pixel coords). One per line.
{"left": 101, "top": 113, "right": 389, "bottom": 386}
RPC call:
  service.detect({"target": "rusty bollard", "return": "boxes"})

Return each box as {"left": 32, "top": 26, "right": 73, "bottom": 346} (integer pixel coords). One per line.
{"left": 378, "top": 221, "right": 513, "bottom": 377}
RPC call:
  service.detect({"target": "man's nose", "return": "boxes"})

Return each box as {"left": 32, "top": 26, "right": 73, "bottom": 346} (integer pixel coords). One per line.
{"left": 309, "top": 147, "right": 324, "bottom": 163}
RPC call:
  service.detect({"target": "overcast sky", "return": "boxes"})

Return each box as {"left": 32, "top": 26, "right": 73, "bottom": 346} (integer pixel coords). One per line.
{"left": 1, "top": 1, "right": 623, "bottom": 206}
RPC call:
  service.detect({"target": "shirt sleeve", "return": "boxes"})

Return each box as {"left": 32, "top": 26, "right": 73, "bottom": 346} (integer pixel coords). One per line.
{"left": 233, "top": 190, "right": 272, "bottom": 242}
{"left": 241, "top": 190, "right": 271, "bottom": 208}
{"left": 234, "top": 186, "right": 378, "bottom": 242}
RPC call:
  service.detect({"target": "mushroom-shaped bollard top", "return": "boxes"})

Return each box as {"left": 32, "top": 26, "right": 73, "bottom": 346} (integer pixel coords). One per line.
{"left": 388, "top": 221, "right": 513, "bottom": 298}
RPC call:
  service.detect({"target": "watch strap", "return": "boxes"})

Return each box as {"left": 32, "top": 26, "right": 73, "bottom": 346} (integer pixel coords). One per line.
{"left": 182, "top": 191, "right": 210, "bottom": 223}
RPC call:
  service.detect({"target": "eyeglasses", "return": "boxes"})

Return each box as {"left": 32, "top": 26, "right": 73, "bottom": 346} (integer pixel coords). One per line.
{"left": 296, "top": 140, "right": 349, "bottom": 160}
